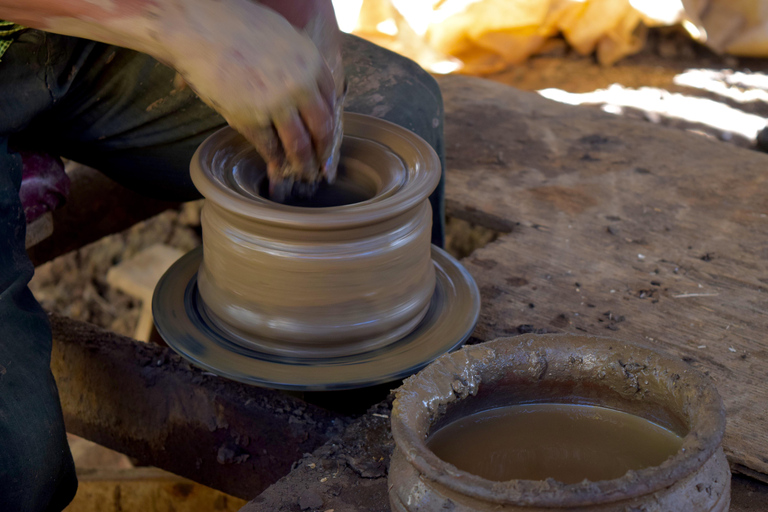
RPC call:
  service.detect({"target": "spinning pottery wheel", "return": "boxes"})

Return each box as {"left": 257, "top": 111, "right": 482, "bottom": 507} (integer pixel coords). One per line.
{"left": 153, "top": 113, "right": 479, "bottom": 390}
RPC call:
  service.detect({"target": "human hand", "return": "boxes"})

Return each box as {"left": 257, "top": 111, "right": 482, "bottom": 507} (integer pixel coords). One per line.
{"left": 4, "top": 0, "right": 345, "bottom": 195}
{"left": 293, "top": 0, "right": 346, "bottom": 184}
{"left": 159, "top": 0, "right": 340, "bottom": 191}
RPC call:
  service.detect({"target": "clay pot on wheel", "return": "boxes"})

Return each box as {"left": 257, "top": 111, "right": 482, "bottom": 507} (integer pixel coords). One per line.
{"left": 190, "top": 113, "right": 441, "bottom": 357}
{"left": 389, "top": 334, "right": 730, "bottom": 511}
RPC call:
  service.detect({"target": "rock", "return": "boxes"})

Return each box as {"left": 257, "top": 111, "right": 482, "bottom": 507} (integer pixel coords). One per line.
{"left": 298, "top": 490, "right": 324, "bottom": 510}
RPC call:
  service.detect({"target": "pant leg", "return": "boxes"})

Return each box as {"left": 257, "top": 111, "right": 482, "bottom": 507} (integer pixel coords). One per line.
{"left": 19, "top": 33, "right": 446, "bottom": 245}
{"left": 0, "top": 31, "right": 78, "bottom": 512}
{"left": 11, "top": 33, "right": 224, "bottom": 203}
{"left": 341, "top": 35, "right": 446, "bottom": 247}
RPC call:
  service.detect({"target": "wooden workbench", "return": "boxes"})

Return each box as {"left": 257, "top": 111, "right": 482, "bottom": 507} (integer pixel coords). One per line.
{"left": 242, "top": 74, "right": 768, "bottom": 511}
{"left": 439, "top": 74, "right": 768, "bottom": 483}
{"left": 45, "top": 73, "right": 767, "bottom": 510}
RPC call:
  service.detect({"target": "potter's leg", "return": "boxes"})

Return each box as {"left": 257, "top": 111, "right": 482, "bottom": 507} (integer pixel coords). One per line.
{"left": 0, "top": 31, "right": 78, "bottom": 512}
{"left": 13, "top": 33, "right": 226, "bottom": 202}
{"left": 341, "top": 35, "right": 446, "bottom": 247}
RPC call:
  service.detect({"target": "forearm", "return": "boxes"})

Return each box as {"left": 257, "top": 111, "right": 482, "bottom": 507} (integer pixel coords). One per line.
{"left": 1, "top": 0, "right": 172, "bottom": 58}
{"left": 3, "top": 0, "right": 321, "bottom": 107}
{"left": 0, "top": 0, "right": 300, "bottom": 65}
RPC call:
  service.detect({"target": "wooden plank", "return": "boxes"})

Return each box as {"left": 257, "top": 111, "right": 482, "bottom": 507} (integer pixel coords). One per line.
{"left": 437, "top": 74, "right": 768, "bottom": 479}
{"left": 25, "top": 212, "right": 53, "bottom": 248}
{"left": 50, "top": 314, "right": 348, "bottom": 499}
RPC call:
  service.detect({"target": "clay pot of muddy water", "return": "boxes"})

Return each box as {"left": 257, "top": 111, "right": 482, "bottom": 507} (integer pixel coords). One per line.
{"left": 389, "top": 334, "right": 730, "bottom": 511}
{"left": 189, "top": 113, "right": 440, "bottom": 357}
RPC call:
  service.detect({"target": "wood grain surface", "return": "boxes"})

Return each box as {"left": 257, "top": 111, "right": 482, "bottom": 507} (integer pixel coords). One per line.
{"left": 437, "top": 74, "right": 768, "bottom": 480}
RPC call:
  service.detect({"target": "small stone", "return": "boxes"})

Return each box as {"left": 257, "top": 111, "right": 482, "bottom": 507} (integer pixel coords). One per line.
{"left": 757, "top": 125, "right": 768, "bottom": 152}
{"left": 299, "top": 490, "right": 324, "bottom": 510}
{"left": 217, "top": 445, "right": 236, "bottom": 464}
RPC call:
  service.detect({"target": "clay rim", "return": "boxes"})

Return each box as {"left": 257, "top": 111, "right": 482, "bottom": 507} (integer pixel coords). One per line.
{"left": 190, "top": 113, "right": 441, "bottom": 230}
{"left": 390, "top": 334, "right": 727, "bottom": 507}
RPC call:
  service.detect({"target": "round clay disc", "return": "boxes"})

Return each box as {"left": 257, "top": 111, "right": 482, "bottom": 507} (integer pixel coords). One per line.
{"left": 152, "top": 246, "right": 480, "bottom": 391}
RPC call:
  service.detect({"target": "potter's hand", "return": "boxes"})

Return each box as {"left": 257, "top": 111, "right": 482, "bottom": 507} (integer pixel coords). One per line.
{"left": 0, "top": 0, "right": 344, "bottom": 188}
{"left": 285, "top": 0, "right": 347, "bottom": 186}
{"left": 163, "top": 1, "right": 340, "bottom": 188}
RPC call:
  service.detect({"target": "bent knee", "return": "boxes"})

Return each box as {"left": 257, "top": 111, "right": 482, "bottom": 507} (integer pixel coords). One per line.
{"left": 341, "top": 34, "right": 443, "bottom": 125}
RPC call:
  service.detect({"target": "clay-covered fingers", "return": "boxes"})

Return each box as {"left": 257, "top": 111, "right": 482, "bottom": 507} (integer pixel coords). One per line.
{"left": 315, "top": 61, "right": 337, "bottom": 113}
{"left": 303, "top": 63, "right": 338, "bottom": 175}
{"left": 323, "top": 108, "right": 343, "bottom": 182}
{"left": 273, "top": 108, "right": 316, "bottom": 180}
{"left": 239, "top": 124, "right": 286, "bottom": 179}
{"left": 272, "top": 66, "right": 337, "bottom": 183}
{"left": 298, "top": 88, "right": 334, "bottom": 168}
{"left": 239, "top": 88, "right": 336, "bottom": 187}
{"left": 323, "top": 79, "right": 347, "bottom": 182}
{"left": 229, "top": 62, "right": 339, "bottom": 187}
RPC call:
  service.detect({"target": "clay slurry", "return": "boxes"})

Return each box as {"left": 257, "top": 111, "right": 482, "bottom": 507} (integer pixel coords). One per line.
{"left": 259, "top": 163, "right": 376, "bottom": 208}
{"left": 427, "top": 403, "right": 683, "bottom": 484}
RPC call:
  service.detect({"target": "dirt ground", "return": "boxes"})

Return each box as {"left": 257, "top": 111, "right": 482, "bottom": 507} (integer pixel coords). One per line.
{"left": 488, "top": 27, "right": 768, "bottom": 150}
{"left": 31, "top": 202, "right": 203, "bottom": 337}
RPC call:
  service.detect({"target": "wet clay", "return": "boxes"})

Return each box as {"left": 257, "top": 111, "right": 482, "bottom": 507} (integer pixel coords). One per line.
{"left": 427, "top": 403, "right": 683, "bottom": 484}
{"left": 189, "top": 114, "right": 442, "bottom": 356}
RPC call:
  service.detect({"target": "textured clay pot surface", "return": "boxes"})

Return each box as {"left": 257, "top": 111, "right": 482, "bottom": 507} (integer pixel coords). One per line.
{"left": 389, "top": 334, "right": 731, "bottom": 511}
{"left": 190, "top": 113, "right": 440, "bottom": 357}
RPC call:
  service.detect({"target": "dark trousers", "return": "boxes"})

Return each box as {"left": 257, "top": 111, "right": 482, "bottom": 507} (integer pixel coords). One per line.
{"left": 0, "top": 30, "right": 445, "bottom": 511}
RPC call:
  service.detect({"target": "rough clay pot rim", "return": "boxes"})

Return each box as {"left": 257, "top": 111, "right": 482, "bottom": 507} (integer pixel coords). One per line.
{"left": 390, "top": 334, "right": 727, "bottom": 508}
{"left": 190, "top": 112, "right": 441, "bottom": 230}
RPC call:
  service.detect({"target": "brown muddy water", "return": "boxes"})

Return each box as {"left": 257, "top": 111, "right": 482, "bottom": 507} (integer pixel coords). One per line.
{"left": 427, "top": 403, "right": 683, "bottom": 484}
